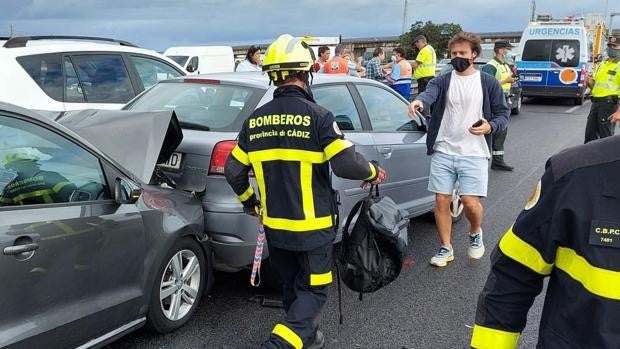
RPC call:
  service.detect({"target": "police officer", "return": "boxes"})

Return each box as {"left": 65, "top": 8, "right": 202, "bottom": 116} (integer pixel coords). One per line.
{"left": 224, "top": 34, "right": 386, "bottom": 349}
{"left": 584, "top": 36, "right": 620, "bottom": 143}
{"left": 411, "top": 35, "right": 437, "bottom": 94}
{"left": 471, "top": 135, "right": 620, "bottom": 348}
{"left": 1, "top": 148, "right": 76, "bottom": 205}
{"left": 482, "top": 40, "right": 517, "bottom": 171}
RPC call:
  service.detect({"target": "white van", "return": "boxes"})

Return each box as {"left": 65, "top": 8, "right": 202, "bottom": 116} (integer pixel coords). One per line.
{"left": 517, "top": 17, "right": 598, "bottom": 104}
{"left": 164, "top": 46, "right": 234, "bottom": 74}
{"left": 297, "top": 36, "right": 341, "bottom": 60}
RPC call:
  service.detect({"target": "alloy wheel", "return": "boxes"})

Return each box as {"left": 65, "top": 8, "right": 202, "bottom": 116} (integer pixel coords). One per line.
{"left": 159, "top": 249, "right": 201, "bottom": 321}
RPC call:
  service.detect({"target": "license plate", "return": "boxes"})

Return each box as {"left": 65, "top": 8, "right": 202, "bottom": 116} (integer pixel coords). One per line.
{"left": 521, "top": 74, "right": 542, "bottom": 82}
{"left": 158, "top": 152, "right": 183, "bottom": 170}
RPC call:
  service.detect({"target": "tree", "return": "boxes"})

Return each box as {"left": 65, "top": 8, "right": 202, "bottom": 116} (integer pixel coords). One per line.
{"left": 400, "top": 21, "right": 463, "bottom": 60}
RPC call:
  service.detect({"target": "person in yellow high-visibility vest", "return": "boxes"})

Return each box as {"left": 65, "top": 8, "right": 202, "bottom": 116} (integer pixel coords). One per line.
{"left": 584, "top": 36, "right": 620, "bottom": 143}
{"left": 412, "top": 35, "right": 437, "bottom": 94}
{"left": 482, "top": 40, "right": 518, "bottom": 171}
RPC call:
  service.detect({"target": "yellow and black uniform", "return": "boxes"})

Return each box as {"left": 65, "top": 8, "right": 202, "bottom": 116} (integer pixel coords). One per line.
{"left": 585, "top": 57, "right": 620, "bottom": 143}
{"left": 225, "top": 84, "right": 378, "bottom": 349}
{"left": 471, "top": 135, "right": 620, "bottom": 349}
{"left": 1, "top": 160, "right": 76, "bottom": 205}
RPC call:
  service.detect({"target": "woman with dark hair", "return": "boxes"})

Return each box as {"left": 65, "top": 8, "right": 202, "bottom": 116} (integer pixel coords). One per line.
{"left": 236, "top": 45, "right": 262, "bottom": 72}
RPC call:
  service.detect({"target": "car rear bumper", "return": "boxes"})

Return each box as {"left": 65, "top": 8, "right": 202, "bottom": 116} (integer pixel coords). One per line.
{"left": 522, "top": 85, "right": 584, "bottom": 98}
{"left": 205, "top": 211, "right": 268, "bottom": 271}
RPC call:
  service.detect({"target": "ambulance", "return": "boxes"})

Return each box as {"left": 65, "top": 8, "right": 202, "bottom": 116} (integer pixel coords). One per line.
{"left": 517, "top": 15, "right": 605, "bottom": 105}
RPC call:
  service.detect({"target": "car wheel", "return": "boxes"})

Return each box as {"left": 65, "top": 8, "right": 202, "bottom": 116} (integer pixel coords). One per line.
{"left": 574, "top": 95, "right": 584, "bottom": 105}
{"left": 147, "top": 237, "right": 207, "bottom": 333}
{"left": 450, "top": 185, "right": 464, "bottom": 223}
{"left": 511, "top": 95, "right": 522, "bottom": 115}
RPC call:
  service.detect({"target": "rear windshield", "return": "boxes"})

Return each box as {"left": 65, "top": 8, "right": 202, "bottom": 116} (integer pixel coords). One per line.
{"left": 126, "top": 82, "right": 260, "bottom": 131}
{"left": 167, "top": 55, "right": 189, "bottom": 67}
{"left": 521, "top": 39, "right": 580, "bottom": 67}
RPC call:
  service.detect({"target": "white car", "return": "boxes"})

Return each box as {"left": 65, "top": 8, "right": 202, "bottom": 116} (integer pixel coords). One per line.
{"left": 0, "top": 36, "right": 186, "bottom": 111}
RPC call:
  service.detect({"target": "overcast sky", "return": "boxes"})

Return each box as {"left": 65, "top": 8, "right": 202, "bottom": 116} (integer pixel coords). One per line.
{"left": 1, "top": 0, "right": 618, "bottom": 51}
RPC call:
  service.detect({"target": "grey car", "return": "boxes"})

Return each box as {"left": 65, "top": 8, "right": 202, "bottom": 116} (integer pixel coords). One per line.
{"left": 0, "top": 103, "right": 210, "bottom": 348}
{"left": 124, "top": 72, "right": 463, "bottom": 273}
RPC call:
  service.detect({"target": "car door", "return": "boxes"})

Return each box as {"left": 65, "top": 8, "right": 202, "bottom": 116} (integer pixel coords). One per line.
{"left": 354, "top": 83, "right": 431, "bottom": 215}
{"left": 311, "top": 83, "right": 379, "bottom": 229}
{"left": 0, "top": 114, "right": 146, "bottom": 349}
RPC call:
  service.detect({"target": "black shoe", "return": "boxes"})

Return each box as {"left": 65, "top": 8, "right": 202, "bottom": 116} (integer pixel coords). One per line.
{"left": 491, "top": 162, "right": 514, "bottom": 171}
{"left": 307, "top": 330, "right": 325, "bottom": 349}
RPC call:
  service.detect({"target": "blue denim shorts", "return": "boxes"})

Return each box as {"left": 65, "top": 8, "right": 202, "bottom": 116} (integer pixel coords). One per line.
{"left": 428, "top": 151, "right": 489, "bottom": 197}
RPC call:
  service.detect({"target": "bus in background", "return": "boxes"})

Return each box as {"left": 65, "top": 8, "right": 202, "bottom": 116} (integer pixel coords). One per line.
{"left": 517, "top": 14, "right": 606, "bottom": 105}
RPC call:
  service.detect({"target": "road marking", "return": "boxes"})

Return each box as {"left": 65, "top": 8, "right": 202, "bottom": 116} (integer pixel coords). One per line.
{"left": 565, "top": 100, "right": 590, "bottom": 114}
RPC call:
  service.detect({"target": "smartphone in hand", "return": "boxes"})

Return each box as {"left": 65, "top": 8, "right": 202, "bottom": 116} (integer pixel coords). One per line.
{"left": 472, "top": 119, "right": 484, "bottom": 127}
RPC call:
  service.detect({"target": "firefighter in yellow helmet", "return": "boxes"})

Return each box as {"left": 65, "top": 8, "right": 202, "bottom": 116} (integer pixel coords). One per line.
{"left": 1, "top": 147, "right": 76, "bottom": 206}
{"left": 224, "top": 34, "right": 386, "bottom": 349}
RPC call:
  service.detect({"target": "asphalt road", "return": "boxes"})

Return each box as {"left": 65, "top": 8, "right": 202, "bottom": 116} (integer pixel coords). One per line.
{"left": 108, "top": 97, "right": 593, "bottom": 349}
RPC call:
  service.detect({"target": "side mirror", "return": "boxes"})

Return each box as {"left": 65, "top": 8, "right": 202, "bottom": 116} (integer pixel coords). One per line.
{"left": 186, "top": 65, "right": 196, "bottom": 73}
{"left": 114, "top": 178, "right": 142, "bottom": 204}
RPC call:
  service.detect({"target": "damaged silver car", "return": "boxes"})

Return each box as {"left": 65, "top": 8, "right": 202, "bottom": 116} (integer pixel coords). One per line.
{"left": 0, "top": 103, "right": 210, "bottom": 348}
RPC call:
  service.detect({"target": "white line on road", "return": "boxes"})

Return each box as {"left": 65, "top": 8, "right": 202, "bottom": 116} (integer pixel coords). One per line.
{"left": 565, "top": 100, "right": 591, "bottom": 114}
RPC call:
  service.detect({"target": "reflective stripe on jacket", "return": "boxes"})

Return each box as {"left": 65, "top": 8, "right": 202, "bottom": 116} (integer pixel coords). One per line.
{"left": 472, "top": 135, "right": 620, "bottom": 349}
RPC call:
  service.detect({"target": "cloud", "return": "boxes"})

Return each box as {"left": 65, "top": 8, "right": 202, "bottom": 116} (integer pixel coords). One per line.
{"left": 0, "top": 0, "right": 617, "bottom": 50}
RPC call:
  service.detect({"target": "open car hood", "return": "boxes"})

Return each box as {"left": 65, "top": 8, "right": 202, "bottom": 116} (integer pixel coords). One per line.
{"left": 54, "top": 110, "right": 182, "bottom": 183}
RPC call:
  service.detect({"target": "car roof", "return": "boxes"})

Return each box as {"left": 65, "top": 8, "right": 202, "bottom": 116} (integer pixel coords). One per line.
{"left": 162, "top": 71, "right": 387, "bottom": 89}
{"left": 1, "top": 41, "right": 163, "bottom": 56}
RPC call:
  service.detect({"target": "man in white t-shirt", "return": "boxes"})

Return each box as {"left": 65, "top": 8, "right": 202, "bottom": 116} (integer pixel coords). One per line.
{"left": 408, "top": 32, "right": 510, "bottom": 267}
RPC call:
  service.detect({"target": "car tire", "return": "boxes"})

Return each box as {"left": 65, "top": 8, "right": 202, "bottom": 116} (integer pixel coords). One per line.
{"left": 146, "top": 237, "right": 207, "bottom": 334}
{"left": 450, "top": 185, "right": 464, "bottom": 223}
{"left": 574, "top": 95, "right": 584, "bottom": 105}
{"left": 511, "top": 95, "right": 522, "bottom": 115}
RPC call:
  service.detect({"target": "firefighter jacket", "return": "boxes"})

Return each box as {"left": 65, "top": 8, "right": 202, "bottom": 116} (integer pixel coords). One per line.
{"left": 0, "top": 160, "right": 76, "bottom": 205}
{"left": 225, "top": 85, "right": 378, "bottom": 251}
{"left": 471, "top": 135, "right": 620, "bottom": 349}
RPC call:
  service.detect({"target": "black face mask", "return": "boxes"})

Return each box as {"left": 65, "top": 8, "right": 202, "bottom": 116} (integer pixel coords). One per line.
{"left": 451, "top": 57, "right": 471, "bottom": 72}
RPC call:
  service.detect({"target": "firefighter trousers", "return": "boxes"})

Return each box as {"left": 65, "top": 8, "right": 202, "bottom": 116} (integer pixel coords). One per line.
{"left": 584, "top": 99, "right": 616, "bottom": 143}
{"left": 261, "top": 242, "right": 333, "bottom": 349}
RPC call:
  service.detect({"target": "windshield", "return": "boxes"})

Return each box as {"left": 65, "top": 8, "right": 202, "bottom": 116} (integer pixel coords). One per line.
{"left": 521, "top": 39, "right": 580, "bottom": 67}
{"left": 126, "top": 82, "right": 259, "bottom": 131}
{"left": 167, "top": 55, "right": 189, "bottom": 67}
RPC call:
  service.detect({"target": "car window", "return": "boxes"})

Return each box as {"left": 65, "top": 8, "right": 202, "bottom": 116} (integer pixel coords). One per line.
{"left": 64, "top": 57, "right": 84, "bottom": 102}
{"left": 357, "top": 84, "right": 423, "bottom": 132}
{"left": 127, "top": 82, "right": 257, "bottom": 131}
{"left": 0, "top": 115, "right": 110, "bottom": 207}
{"left": 16, "top": 53, "right": 64, "bottom": 102}
{"left": 129, "top": 55, "right": 184, "bottom": 90}
{"left": 312, "top": 85, "right": 363, "bottom": 131}
{"left": 69, "top": 54, "right": 135, "bottom": 103}
{"left": 522, "top": 39, "right": 580, "bottom": 67}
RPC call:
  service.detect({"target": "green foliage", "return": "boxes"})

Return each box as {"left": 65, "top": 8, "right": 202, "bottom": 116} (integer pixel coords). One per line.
{"left": 400, "top": 21, "right": 463, "bottom": 60}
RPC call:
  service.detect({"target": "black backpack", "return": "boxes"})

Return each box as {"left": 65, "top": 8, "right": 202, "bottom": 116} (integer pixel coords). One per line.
{"left": 337, "top": 185, "right": 409, "bottom": 299}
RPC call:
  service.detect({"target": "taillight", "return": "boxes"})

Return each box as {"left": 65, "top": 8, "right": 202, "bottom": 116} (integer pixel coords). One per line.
{"left": 578, "top": 64, "right": 586, "bottom": 87}
{"left": 209, "top": 140, "right": 237, "bottom": 175}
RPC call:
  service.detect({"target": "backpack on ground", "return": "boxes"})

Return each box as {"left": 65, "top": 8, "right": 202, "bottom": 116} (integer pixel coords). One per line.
{"left": 337, "top": 185, "right": 409, "bottom": 298}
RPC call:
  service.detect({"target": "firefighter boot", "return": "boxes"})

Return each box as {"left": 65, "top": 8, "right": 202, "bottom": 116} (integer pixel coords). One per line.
{"left": 491, "top": 156, "right": 514, "bottom": 171}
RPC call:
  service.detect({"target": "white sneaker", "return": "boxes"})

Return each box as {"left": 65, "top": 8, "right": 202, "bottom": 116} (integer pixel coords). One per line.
{"left": 467, "top": 231, "right": 485, "bottom": 259}
{"left": 430, "top": 246, "right": 454, "bottom": 267}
